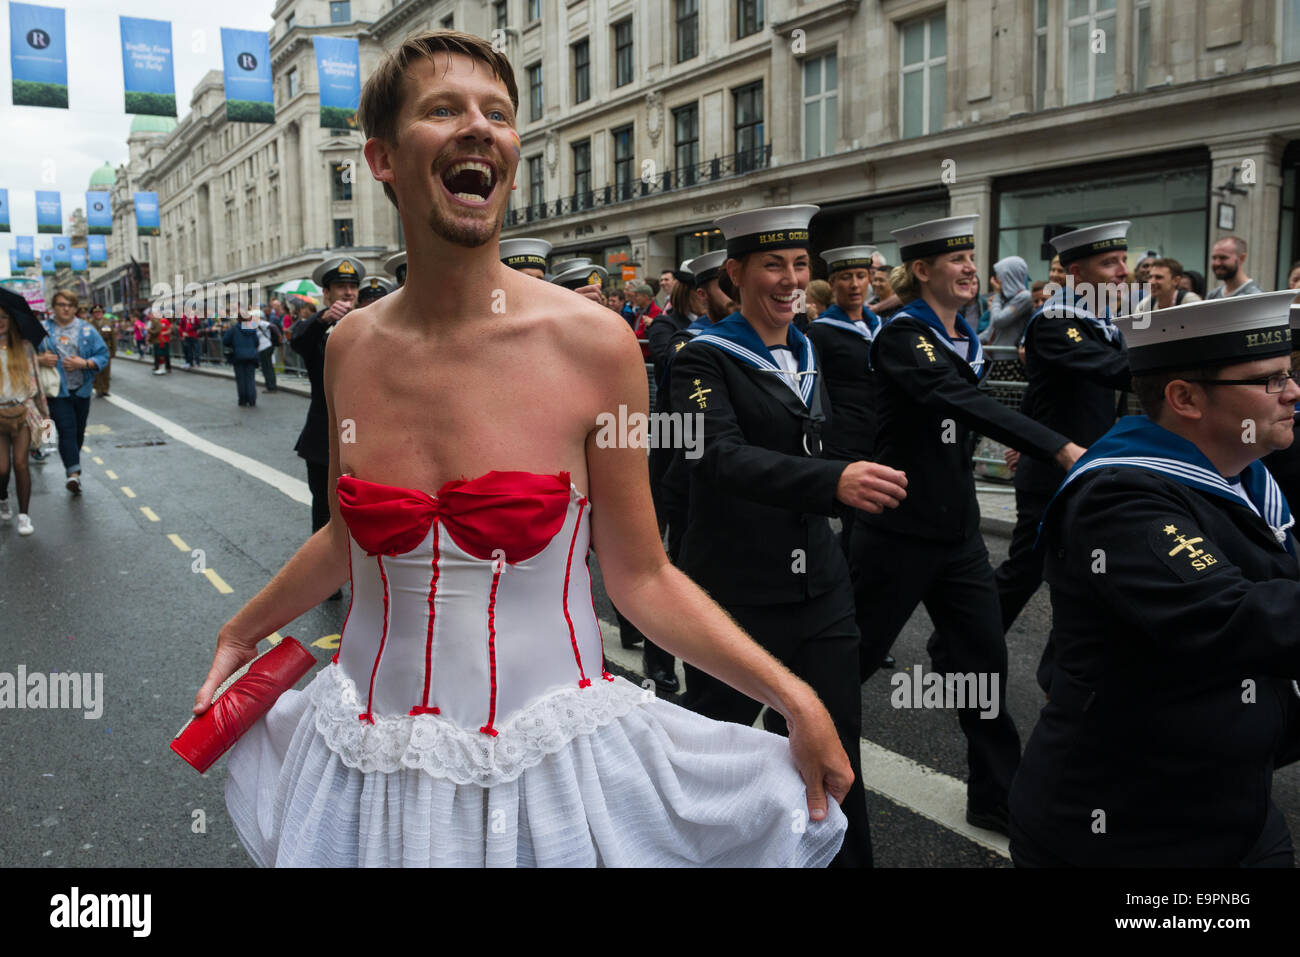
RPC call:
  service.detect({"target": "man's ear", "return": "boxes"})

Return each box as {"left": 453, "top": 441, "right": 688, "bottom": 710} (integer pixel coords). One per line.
{"left": 1164, "top": 378, "right": 1205, "bottom": 423}
{"left": 364, "top": 137, "right": 395, "bottom": 191}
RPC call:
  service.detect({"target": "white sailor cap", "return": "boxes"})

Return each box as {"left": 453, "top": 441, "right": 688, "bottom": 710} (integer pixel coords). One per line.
{"left": 499, "top": 237, "right": 552, "bottom": 271}
{"left": 550, "top": 257, "right": 591, "bottom": 275}
{"left": 552, "top": 262, "right": 608, "bottom": 290}
{"left": 686, "top": 250, "right": 727, "bottom": 285}
{"left": 312, "top": 255, "right": 365, "bottom": 288}
{"left": 384, "top": 251, "right": 406, "bottom": 284}
{"left": 821, "top": 244, "right": 878, "bottom": 275}
{"left": 714, "top": 204, "right": 819, "bottom": 259}
{"left": 671, "top": 259, "right": 695, "bottom": 286}
{"left": 891, "top": 215, "right": 978, "bottom": 262}
{"left": 357, "top": 276, "right": 394, "bottom": 302}
{"left": 1121, "top": 289, "right": 1299, "bottom": 375}
{"left": 1050, "top": 221, "right": 1130, "bottom": 267}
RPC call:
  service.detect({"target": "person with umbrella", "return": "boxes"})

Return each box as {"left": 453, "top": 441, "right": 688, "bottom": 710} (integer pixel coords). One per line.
{"left": 0, "top": 287, "right": 51, "bottom": 533}
{"left": 36, "top": 290, "right": 108, "bottom": 495}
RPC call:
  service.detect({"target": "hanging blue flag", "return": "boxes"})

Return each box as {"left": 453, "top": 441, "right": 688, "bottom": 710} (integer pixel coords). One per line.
{"left": 220, "top": 28, "right": 274, "bottom": 124}
{"left": 120, "top": 16, "right": 176, "bottom": 117}
{"left": 0, "top": 189, "right": 8, "bottom": 231}
{"left": 313, "top": 36, "right": 360, "bottom": 130}
{"left": 71, "top": 247, "right": 87, "bottom": 273}
{"left": 40, "top": 248, "right": 54, "bottom": 275}
{"left": 9, "top": 2, "right": 67, "bottom": 109}
{"left": 16, "top": 235, "right": 35, "bottom": 265}
{"left": 35, "top": 190, "right": 61, "bottom": 233}
{"left": 87, "top": 234, "right": 107, "bottom": 264}
{"left": 51, "top": 234, "right": 70, "bottom": 266}
{"left": 8, "top": 249, "right": 17, "bottom": 273}
{"left": 86, "top": 191, "right": 112, "bottom": 234}
{"left": 133, "top": 192, "right": 160, "bottom": 236}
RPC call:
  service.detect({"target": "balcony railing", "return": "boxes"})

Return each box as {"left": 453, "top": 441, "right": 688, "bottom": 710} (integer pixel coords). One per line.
{"left": 506, "top": 144, "right": 772, "bottom": 227}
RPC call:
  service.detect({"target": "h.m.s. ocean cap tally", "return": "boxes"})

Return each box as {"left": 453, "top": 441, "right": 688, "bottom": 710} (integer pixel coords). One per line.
{"left": 714, "top": 204, "right": 819, "bottom": 259}
{"left": 1120, "top": 289, "right": 1300, "bottom": 375}
{"left": 1049, "top": 221, "right": 1131, "bottom": 268}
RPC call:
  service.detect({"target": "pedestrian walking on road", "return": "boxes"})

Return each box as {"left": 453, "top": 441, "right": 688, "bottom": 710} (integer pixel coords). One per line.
{"left": 91, "top": 304, "right": 114, "bottom": 396}
{"left": 252, "top": 309, "right": 279, "bottom": 392}
{"left": 223, "top": 314, "right": 262, "bottom": 408}
{"left": 35, "top": 290, "right": 108, "bottom": 495}
{"left": 149, "top": 313, "right": 172, "bottom": 374}
{"left": 0, "top": 292, "right": 51, "bottom": 534}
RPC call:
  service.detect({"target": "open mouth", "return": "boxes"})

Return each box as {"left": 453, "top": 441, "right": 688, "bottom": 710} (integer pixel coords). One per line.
{"left": 440, "top": 159, "right": 496, "bottom": 205}
{"left": 771, "top": 292, "right": 798, "bottom": 311}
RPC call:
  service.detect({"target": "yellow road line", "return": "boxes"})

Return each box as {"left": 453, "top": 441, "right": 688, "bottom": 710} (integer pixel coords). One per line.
{"left": 81, "top": 445, "right": 90, "bottom": 453}
{"left": 203, "top": 568, "right": 233, "bottom": 594}
{"left": 105, "top": 469, "right": 118, "bottom": 480}
{"left": 120, "top": 486, "right": 135, "bottom": 498}
{"left": 92, "top": 456, "right": 104, "bottom": 465}
{"left": 267, "top": 632, "right": 283, "bottom": 645}
{"left": 140, "top": 506, "right": 159, "bottom": 522}
{"left": 167, "top": 534, "right": 189, "bottom": 551}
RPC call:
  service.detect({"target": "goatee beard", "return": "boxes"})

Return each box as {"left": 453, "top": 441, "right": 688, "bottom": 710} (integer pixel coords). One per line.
{"left": 427, "top": 206, "right": 499, "bottom": 248}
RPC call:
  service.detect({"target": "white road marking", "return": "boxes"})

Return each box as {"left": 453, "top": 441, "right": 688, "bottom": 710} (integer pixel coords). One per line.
{"left": 597, "top": 615, "right": 1010, "bottom": 859}
{"left": 104, "top": 393, "right": 310, "bottom": 505}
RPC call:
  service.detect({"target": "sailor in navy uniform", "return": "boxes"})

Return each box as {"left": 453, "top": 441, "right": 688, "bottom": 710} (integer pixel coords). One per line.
{"left": 994, "top": 222, "right": 1133, "bottom": 634}
{"left": 671, "top": 204, "right": 909, "bottom": 867}
{"left": 384, "top": 251, "right": 406, "bottom": 288}
{"left": 1263, "top": 304, "right": 1300, "bottom": 510}
{"left": 292, "top": 255, "right": 364, "bottom": 596}
{"left": 646, "top": 261, "right": 697, "bottom": 385}
{"left": 851, "top": 216, "right": 1080, "bottom": 835}
{"left": 807, "top": 244, "right": 882, "bottom": 563}
{"left": 356, "top": 276, "right": 393, "bottom": 308}
{"left": 1010, "top": 289, "right": 1300, "bottom": 867}
{"left": 499, "top": 237, "right": 551, "bottom": 279}
{"left": 551, "top": 259, "right": 607, "bottom": 304}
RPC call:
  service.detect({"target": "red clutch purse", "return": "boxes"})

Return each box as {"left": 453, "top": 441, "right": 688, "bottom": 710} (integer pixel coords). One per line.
{"left": 171, "top": 637, "right": 317, "bottom": 774}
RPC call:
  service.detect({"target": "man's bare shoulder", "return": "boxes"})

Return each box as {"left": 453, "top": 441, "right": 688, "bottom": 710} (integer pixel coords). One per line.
{"left": 527, "top": 284, "right": 640, "bottom": 360}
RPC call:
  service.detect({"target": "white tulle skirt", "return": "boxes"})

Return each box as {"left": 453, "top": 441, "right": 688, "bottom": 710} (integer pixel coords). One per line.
{"left": 224, "top": 665, "right": 847, "bottom": 867}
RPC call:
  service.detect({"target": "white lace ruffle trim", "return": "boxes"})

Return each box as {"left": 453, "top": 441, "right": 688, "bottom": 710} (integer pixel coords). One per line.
{"left": 308, "top": 664, "right": 652, "bottom": 786}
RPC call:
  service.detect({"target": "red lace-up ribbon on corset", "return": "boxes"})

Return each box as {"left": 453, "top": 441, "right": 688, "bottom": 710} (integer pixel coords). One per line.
{"left": 336, "top": 471, "right": 580, "bottom": 731}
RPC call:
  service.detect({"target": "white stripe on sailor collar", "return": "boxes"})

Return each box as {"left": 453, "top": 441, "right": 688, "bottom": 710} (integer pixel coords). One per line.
{"left": 694, "top": 333, "right": 818, "bottom": 406}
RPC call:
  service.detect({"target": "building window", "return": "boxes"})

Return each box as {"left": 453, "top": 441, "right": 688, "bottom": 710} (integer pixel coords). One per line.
{"left": 330, "top": 1, "right": 350, "bottom": 24}
{"left": 676, "top": 0, "right": 699, "bottom": 63}
{"left": 733, "top": 81, "right": 763, "bottom": 173}
{"left": 332, "top": 162, "right": 352, "bottom": 201}
{"left": 494, "top": 1, "right": 508, "bottom": 30}
{"left": 899, "top": 10, "right": 946, "bottom": 139}
{"left": 612, "top": 125, "right": 634, "bottom": 200}
{"left": 287, "top": 67, "right": 300, "bottom": 99}
{"left": 1285, "top": 0, "right": 1300, "bottom": 62}
{"left": 286, "top": 13, "right": 295, "bottom": 31}
{"left": 1064, "top": 0, "right": 1116, "bottom": 105}
{"left": 528, "top": 154, "right": 545, "bottom": 210}
{"left": 572, "top": 140, "right": 591, "bottom": 209}
{"left": 528, "top": 0, "right": 541, "bottom": 22}
{"left": 802, "top": 53, "right": 837, "bottom": 160}
{"left": 573, "top": 40, "right": 590, "bottom": 104}
{"left": 333, "top": 219, "right": 353, "bottom": 247}
{"left": 1133, "top": 0, "right": 1151, "bottom": 91}
{"left": 674, "top": 103, "right": 699, "bottom": 186}
{"left": 614, "top": 20, "right": 634, "bottom": 87}
{"left": 441, "top": 14, "right": 454, "bottom": 30}
{"left": 1277, "top": 148, "right": 1298, "bottom": 288}
{"left": 1034, "top": 0, "right": 1048, "bottom": 109}
{"left": 525, "top": 63, "right": 543, "bottom": 121}
{"left": 737, "top": 0, "right": 763, "bottom": 39}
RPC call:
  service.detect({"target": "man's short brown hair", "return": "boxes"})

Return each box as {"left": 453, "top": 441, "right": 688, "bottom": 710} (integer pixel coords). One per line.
{"left": 359, "top": 30, "right": 519, "bottom": 209}
{"left": 51, "top": 290, "right": 78, "bottom": 308}
{"left": 1150, "top": 257, "right": 1184, "bottom": 277}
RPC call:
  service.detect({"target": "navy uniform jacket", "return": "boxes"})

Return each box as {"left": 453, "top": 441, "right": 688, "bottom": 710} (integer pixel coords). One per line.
{"left": 864, "top": 314, "right": 1069, "bottom": 543}
{"left": 647, "top": 310, "right": 692, "bottom": 390}
{"left": 1011, "top": 467, "right": 1300, "bottom": 866}
{"left": 290, "top": 309, "right": 331, "bottom": 465}
{"left": 669, "top": 336, "right": 847, "bottom": 606}
{"left": 1017, "top": 311, "right": 1130, "bottom": 497}
{"left": 806, "top": 315, "right": 876, "bottom": 462}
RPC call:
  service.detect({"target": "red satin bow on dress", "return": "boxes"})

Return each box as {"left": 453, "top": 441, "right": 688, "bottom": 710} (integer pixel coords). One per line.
{"left": 336, "top": 471, "right": 574, "bottom": 562}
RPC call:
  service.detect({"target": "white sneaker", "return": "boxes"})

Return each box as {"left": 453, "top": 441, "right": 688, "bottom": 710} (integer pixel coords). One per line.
{"left": 0, "top": 500, "right": 11, "bottom": 520}
{"left": 66, "top": 475, "right": 81, "bottom": 494}
{"left": 16, "top": 514, "right": 33, "bottom": 535}
{"left": 153, "top": 367, "right": 167, "bottom": 375}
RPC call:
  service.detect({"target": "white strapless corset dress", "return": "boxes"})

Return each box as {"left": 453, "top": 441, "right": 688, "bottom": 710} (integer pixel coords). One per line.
{"left": 224, "top": 471, "right": 846, "bottom": 867}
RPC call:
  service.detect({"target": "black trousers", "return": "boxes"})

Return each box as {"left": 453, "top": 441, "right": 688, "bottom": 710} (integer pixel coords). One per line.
{"left": 683, "top": 585, "right": 872, "bottom": 868}
{"left": 992, "top": 488, "right": 1051, "bottom": 632}
{"left": 306, "top": 460, "right": 330, "bottom": 534}
{"left": 258, "top": 347, "right": 277, "bottom": 390}
{"left": 851, "top": 521, "right": 1021, "bottom": 813}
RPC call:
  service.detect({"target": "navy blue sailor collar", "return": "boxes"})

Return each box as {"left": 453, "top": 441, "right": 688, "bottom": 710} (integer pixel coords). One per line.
{"left": 878, "top": 296, "right": 984, "bottom": 377}
{"left": 813, "top": 302, "right": 880, "bottom": 340}
{"left": 693, "top": 311, "right": 818, "bottom": 406}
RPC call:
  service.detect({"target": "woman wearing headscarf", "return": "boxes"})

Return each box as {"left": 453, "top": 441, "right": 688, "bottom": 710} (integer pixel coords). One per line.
{"left": 979, "top": 256, "right": 1033, "bottom": 347}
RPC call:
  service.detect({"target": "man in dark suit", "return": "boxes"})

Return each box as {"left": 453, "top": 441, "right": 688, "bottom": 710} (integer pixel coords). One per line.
{"left": 291, "top": 255, "right": 363, "bottom": 599}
